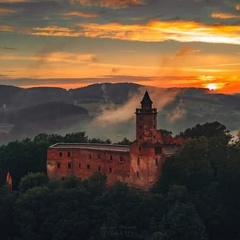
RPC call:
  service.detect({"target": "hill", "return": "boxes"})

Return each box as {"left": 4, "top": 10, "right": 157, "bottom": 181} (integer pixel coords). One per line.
{"left": 0, "top": 83, "right": 239, "bottom": 144}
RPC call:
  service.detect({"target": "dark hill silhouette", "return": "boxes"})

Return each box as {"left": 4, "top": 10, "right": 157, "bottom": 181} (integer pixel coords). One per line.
{"left": 0, "top": 102, "right": 88, "bottom": 144}
{"left": 0, "top": 82, "right": 239, "bottom": 144}
{"left": 69, "top": 82, "right": 141, "bottom": 104}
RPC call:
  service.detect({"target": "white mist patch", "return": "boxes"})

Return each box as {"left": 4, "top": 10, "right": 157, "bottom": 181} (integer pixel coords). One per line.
{"left": 92, "top": 87, "right": 180, "bottom": 127}
{"left": 167, "top": 99, "right": 186, "bottom": 123}
{"left": 92, "top": 93, "right": 139, "bottom": 127}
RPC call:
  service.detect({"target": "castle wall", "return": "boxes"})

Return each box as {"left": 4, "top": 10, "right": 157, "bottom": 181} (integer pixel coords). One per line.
{"left": 47, "top": 147, "right": 130, "bottom": 185}
{"left": 129, "top": 142, "right": 163, "bottom": 190}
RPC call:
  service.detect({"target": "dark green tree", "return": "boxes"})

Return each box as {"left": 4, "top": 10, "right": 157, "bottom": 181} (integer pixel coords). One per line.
{"left": 18, "top": 172, "right": 49, "bottom": 193}
{"left": 152, "top": 202, "right": 207, "bottom": 240}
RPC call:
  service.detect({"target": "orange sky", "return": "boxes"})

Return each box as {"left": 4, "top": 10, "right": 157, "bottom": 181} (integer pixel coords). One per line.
{"left": 0, "top": 0, "right": 240, "bottom": 93}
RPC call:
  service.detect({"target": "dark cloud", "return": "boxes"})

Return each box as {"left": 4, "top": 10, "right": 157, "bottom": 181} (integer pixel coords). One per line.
{"left": 0, "top": 0, "right": 62, "bottom": 22}
{"left": 72, "top": 0, "right": 146, "bottom": 8}
{"left": 2, "top": 46, "right": 17, "bottom": 50}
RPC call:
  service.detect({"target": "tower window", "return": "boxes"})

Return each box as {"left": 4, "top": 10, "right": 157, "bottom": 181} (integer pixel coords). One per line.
{"left": 153, "top": 135, "right": 155, "bottom": 139}
{"left": 108, "top": 167, "right": 112, "bottom": 173}
{"left": 110, "top": 156, "right": 113, "bottom": 161}
{"left": 56, "top": 163, "right": 61, "bottom": 169}
{"left": 67, "top": 151, "right": 71, "bottom": 157}
{"left": 139, "top": 125, "right": 143, "bottom": 129}
{"left": 155, "top": 147, "right": 162, "bottom": 154}
{"left": 59, "top": 152, "right": 62, "bottom": 157}
{"left": 155, "top": 158, "right": 158, "bottom": 166}
{"left": 154, "top": 125, "right": 156, "bottom": 128}
{"left": 139, "top": 136, "right": 142, "bottom": 139}
{"left": 137, "top": 172, "right": 140, "bottom": 177}
{"left": 139, "top": 147, "right": 141, "bottom": 151}
{"left": 61, "top": 177, "right": 65, "bottom": 181}
{"left": 120, "top": 156, "right": 123, "bottom": 163}
{"left": 98, "top": 166, "right": 101, "bottom": 171}
{"left": 89, "top": 154, "right": 91, "bottom": 159}
{"left": 78, "top": 163, "right": 81, "bottom": 168}
{"left": 137, "top": 157, "right": 140, "bottom": 165}
{"left": 67, "top": 163, "right": 72, "bottom": 169}
{"left": 98, "top": 154, "right": 101, "bottom": 159}
{"left": 87, "top": 164, "right": 90, "bottom": 169}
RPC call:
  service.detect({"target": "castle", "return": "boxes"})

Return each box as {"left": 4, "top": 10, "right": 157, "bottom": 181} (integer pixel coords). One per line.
{"left": 47, "top": 91, "right": 182, "bottom": 190}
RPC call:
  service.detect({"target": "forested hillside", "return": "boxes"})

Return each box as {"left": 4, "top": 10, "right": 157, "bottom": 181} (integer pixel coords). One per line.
{"left": 0, "top": 122, "right": 240, "bottom": 240}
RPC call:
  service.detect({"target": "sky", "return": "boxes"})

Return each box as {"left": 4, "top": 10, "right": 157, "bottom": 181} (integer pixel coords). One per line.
{"left": 0, "top": 0, "right": 240, "bottom": 93}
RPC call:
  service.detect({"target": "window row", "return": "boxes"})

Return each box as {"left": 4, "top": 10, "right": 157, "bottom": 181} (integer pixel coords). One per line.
{"left": 59, "top": 151, "right": 71, "bottom": 157}
{"left": 56, "top": 163, "right": 112, "bottom": 173}
{"left": 58, "top": 152, "right": 125, "bottom": 162}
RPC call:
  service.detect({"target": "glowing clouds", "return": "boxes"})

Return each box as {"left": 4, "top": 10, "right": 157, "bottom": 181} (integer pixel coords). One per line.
{"left": 211, "top": 12, "right": 240, "bottom": 19}
{"left": 75, "top": 20, "right": 240, "bottom": 45}
{"left": 70, "top": 0, "right": 146, "bottom": 8}
{"left": 63, "top": 11, "right": 98, "bottom": 18}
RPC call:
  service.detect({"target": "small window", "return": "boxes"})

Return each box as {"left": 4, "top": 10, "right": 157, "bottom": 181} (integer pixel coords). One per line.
{"left": 120, "top": 156, "right": 123, "bottom": 163}
{"left": 139, "top": 136, "right": 142, "bottom": 139}
{"left": 108, "top": 167, "right": 112, "bottom": 173}
{"left": 154, "top": 125, "right": 156, "bottom": 128}
{"left": 57, "top": 163, "right": 61, "bottom": 169}
{"left": 87, "top": 164, "right": 90, "bottom": 169}
{"left": 61, "top": 177, "right": 65, "bottom": 181}
{"left": 139, "top": 116, "right": 142, "bottom": 120}
{"left": 89, "top": 154, "right": 92, "bottom": 159}
{"left": 153, "top": 135, "right": 155, "bottom": 139}
{"left": 59, "top": 152, "right": 62, "bottom": 157}
{"left": 78, "top": 163, "right": 81, "bottom": 168}
{"left": 110, "top": 156, "right": 113, "bottom": 161}
{"left": 67, "top": 151, "right": 71, "bottom": 157}
{"left": 137, "top": 157, "right": 140, "bottom": 165}
{"left": 155, "top": 158, "right": 158, "bottom": 166}
{"left": 139, "top": 125, "right": 143, "bottom": 129}
{"left": 98, "top": 154, "right": 101, "bottom": 159}
{"left": 67, "top": 163, "right": 72, "bottom": 169}
{"left": 98, "top": 166, "right": 101, "bottom": 171}
{"left": 137, "top": 172, "right": 139, "bottom": 177}
{"left": 139, "top": 147, "right": 141, "bottom": 151}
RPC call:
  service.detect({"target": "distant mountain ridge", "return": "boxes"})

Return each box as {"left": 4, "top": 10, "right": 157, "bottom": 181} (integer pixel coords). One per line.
{"left": 0, "top": 83, "right": 239, "bottom": 145}
{"left": 0, "top": 83, "right": 140, "bottom": 109}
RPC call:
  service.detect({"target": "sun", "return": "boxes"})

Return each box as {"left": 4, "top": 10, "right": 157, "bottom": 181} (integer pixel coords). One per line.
{"left": 206, "top": 83, "right": 218, "bottom": 91}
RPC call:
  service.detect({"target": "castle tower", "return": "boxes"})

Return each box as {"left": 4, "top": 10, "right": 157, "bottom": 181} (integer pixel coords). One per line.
{"left": 129, "top": 91, "right": 163, "bottom": 190}
{"left": 136, "top": 91, "right": 158, "bottom": 143}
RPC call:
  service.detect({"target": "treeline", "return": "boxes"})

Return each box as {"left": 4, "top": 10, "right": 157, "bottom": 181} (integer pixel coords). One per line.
{"left": 0, "top": 132, "right": 113, "bottom": 190}
{"left": 0, "top": 122, "right": 240, "bottom": 240}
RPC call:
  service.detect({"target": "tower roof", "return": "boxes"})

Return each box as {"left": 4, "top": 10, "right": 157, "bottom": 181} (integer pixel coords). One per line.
{"left": 141, "top": 91, "right": 153, "bottom": 108}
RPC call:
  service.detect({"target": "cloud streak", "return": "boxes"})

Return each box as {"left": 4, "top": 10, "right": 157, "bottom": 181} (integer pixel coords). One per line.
{"left": 70, "top": 0, "right": 146, "bottom": 8}
{"left": 63, "top": 11, "right": 98, "bottom": 18}
{"left": 211, "top": 12, "right": 240, "bottom": 19}
{"left": 22, "top": 20, "right": 240, "bottom": 45}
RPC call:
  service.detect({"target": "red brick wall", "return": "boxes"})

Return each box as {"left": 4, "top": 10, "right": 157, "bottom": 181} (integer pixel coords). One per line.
{"left": 47, "top": 148, "right": 130, "bottom": 185}
{"left": 129, "top": 142, "right": 164, "bottom": 190}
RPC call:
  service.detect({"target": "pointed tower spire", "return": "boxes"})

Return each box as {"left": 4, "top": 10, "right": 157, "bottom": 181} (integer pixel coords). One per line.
{"left": 140, "top": 91, "right": 153, "bottom": 109}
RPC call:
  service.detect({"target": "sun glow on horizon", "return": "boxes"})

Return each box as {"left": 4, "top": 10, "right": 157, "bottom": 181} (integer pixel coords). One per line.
{"left": 205, "top": 83, "right": 219, "bottom": 91}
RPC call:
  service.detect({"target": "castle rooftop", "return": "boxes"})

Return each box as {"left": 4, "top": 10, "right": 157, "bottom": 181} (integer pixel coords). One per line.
{"left": 49, "top": 143, "right": 130, "bottom": 152}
